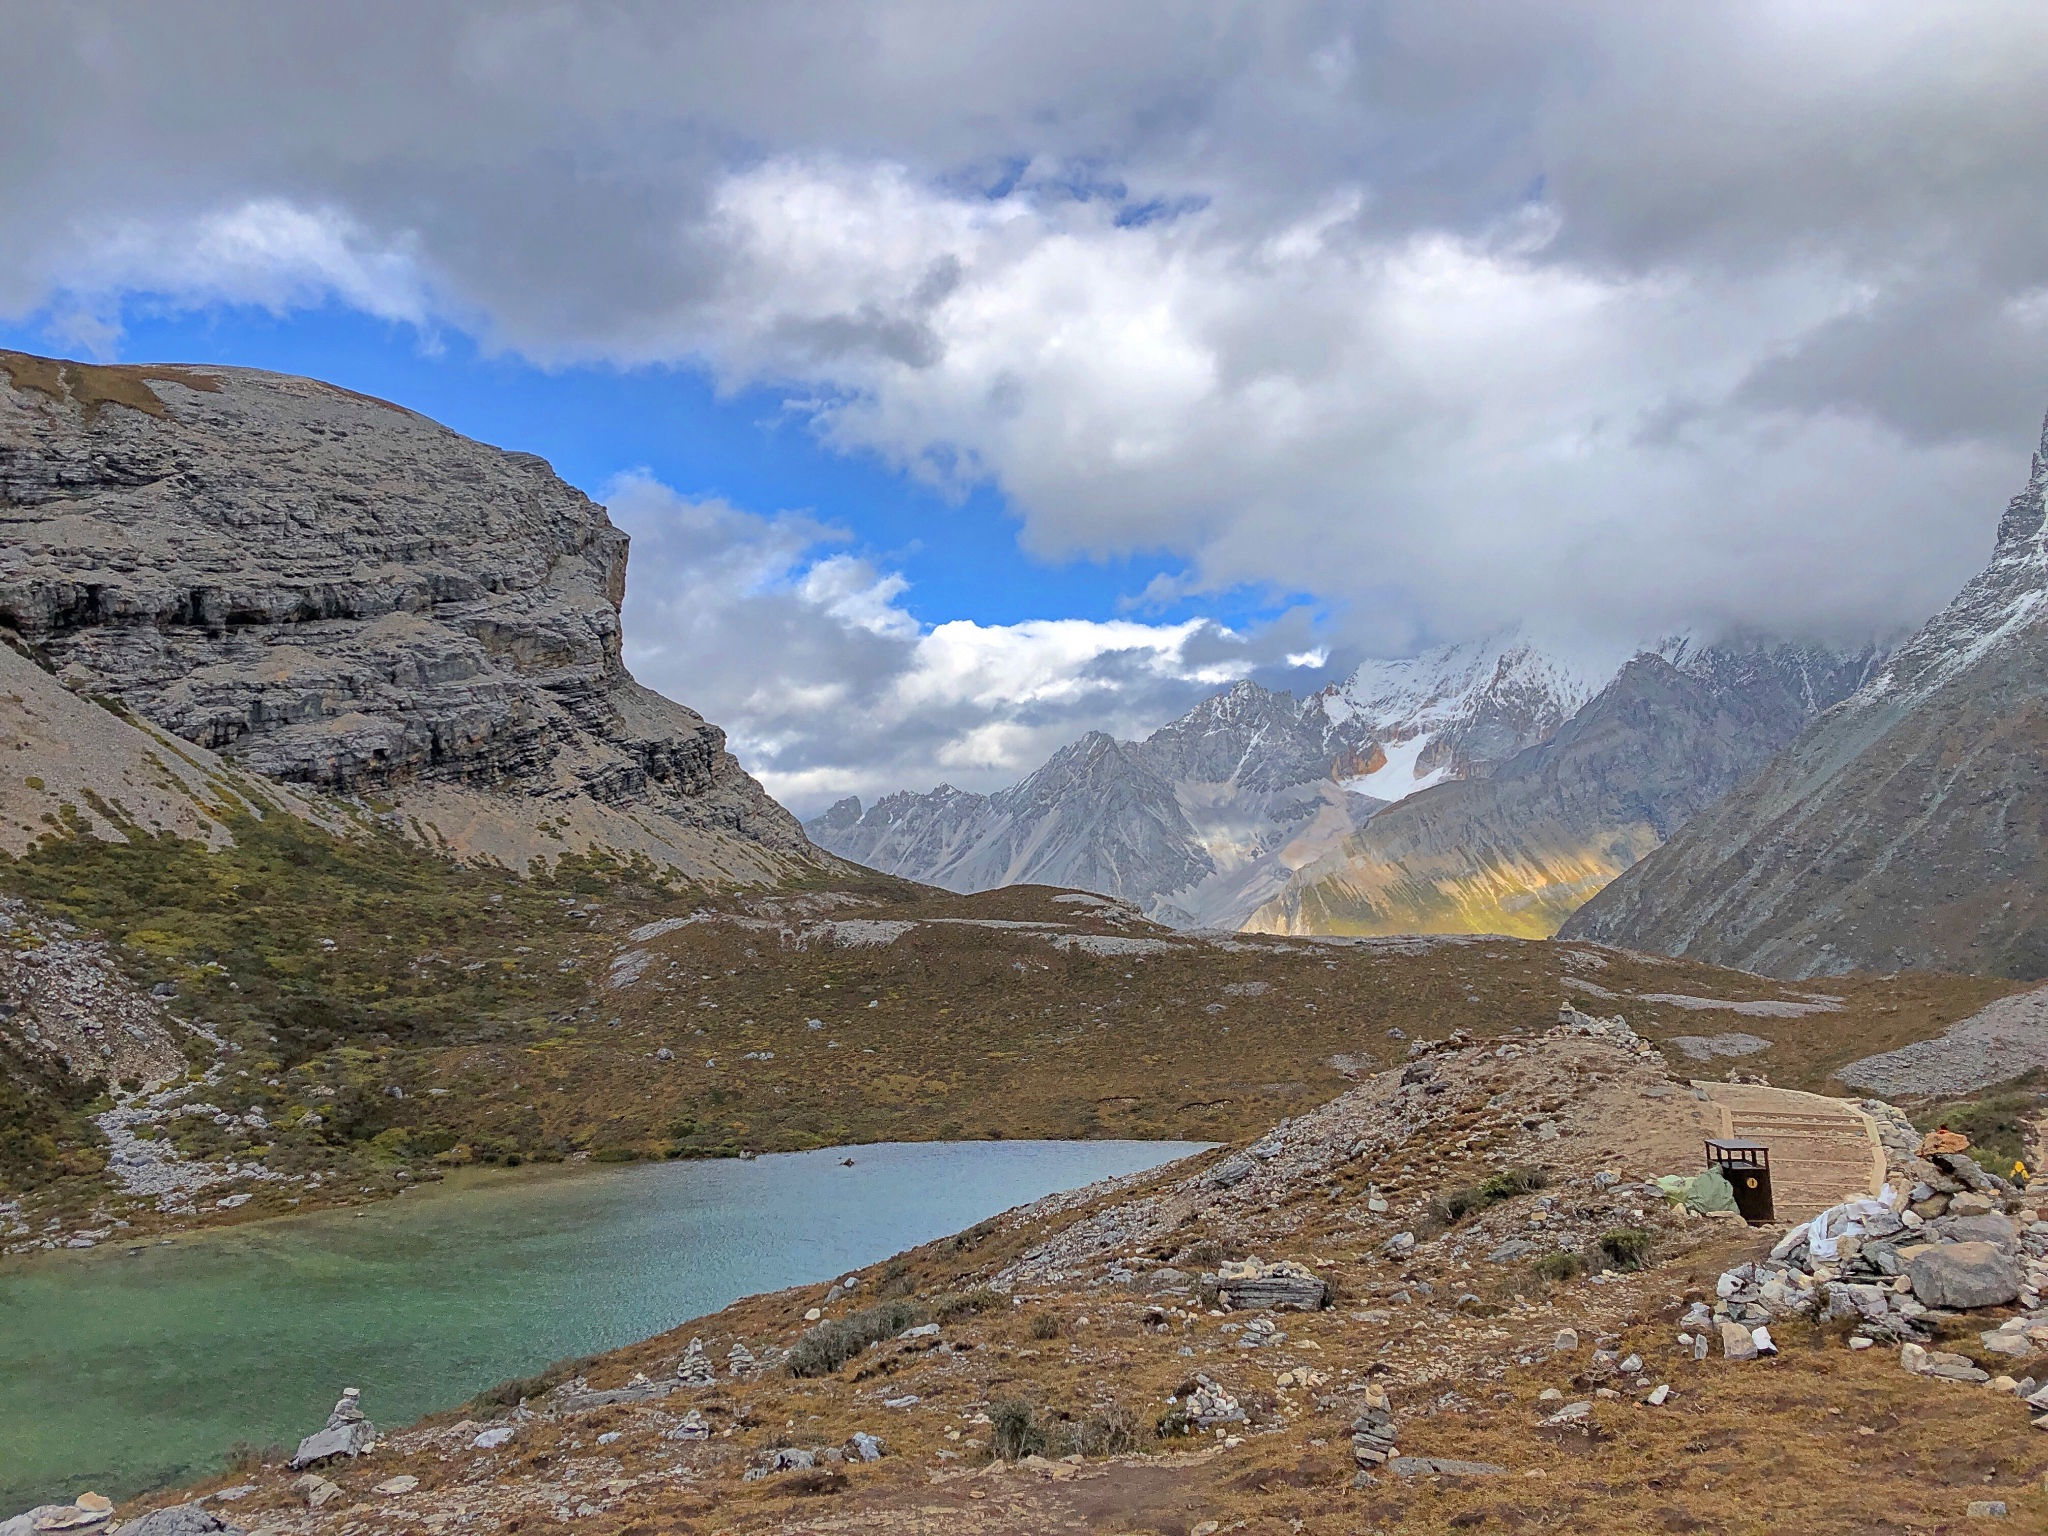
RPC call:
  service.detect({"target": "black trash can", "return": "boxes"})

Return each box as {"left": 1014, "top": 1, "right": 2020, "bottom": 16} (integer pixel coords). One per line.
{"left": 1704, "top": 1139, "right": 1774, "bottom": 1224}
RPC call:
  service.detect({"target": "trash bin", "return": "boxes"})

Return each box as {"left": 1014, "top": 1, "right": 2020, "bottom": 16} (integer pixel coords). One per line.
{"left": 1704, "top": 1139, "right": 1774, "bottom": 1224}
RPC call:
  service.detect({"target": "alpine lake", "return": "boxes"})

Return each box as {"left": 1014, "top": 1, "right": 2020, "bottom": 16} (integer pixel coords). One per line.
{"left": 0, "top": 1138, "right": 1206, "bottom": 1510}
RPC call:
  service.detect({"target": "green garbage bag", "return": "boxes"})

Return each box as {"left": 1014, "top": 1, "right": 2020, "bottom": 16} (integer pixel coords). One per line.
{"left": 1685, "top": 1165, "right": 1738, "bottom": 1213}
{"left": 1653, "top": 1167, "right": 1739, "bottom": 1213}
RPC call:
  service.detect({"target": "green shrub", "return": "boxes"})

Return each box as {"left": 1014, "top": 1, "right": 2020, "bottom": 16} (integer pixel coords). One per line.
{"left": 932, "top": 1286, "right": 1003, "bottom": 1322}
{"left": 590, "top": 1146, "right": 642, "bottom": 1163}
{"left": 1028, "top": 1311, "right": 1063, "bottom": 1340}
{"left": 1051, "top": 1404, "right": 1140, "bottom": 1457}
{"left": 1429, "top": 1165, "right": 1551, "bottom": 1226}
{"left": 989, "top": 1397, "right": 1044, "bottom": 1461}
{"left": 1597, "top": 1228, "right": 1654, "bottom": 1272}
{"left": 1530, "top": 1251, "right": 1584, "bottom": 1284}
{"left": 1913, "top": 1078, "right": 2044, "bottom": 1176}
{"left": 787, "top": 1298, "right": 927, "bottom": 1378}
{"left": 876, "top": 1258, "right": 915, "bottom": 1297}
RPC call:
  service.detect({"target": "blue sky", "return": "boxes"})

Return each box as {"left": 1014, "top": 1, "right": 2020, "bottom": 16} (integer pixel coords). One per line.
{"left": 5, "top": 4, "right": 2040, "bottom": 809}
{"left": 0, "top": 295, "right": 1345, "bottom": 812}
{"left": 0, "top": 298, "right": 1299, "bottom": 635}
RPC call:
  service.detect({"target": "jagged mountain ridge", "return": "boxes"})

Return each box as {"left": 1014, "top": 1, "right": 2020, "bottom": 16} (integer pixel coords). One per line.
{"left": 809, "top": 631, "right": 1880, "bottom": 930}
{"left": 810, "top": 681, "right": 1388, "bottom": 927}
{"left": 0, "top": 349, "right": 817, "bottom": 881}
{"left": 1251, "top": 642, "right": 1883, "bottom": 938}
{"left": 1562, "top": 412, "right": 2048, "bottom": 979}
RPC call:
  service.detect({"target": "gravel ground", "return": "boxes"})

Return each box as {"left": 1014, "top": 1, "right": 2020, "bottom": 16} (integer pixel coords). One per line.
{"left": 1837, "top": 984, "right": 2048, "bottom": 1097}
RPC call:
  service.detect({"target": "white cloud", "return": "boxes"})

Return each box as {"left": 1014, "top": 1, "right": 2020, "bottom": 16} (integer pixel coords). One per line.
{"left": 9, "top": 1, "right": 2048, "bottom": 786}
{"left": 687, "top": 154, "right": 2006, "bottom": 645}
{"left": 605, "top": 472, "right": 1284, "bottom": 811}
{"left": 38, "top": 200, "right": 433, "bottom": 354}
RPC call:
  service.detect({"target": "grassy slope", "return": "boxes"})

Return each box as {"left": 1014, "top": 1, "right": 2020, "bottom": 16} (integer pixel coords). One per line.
{"left": 0, "top": 807, "right": 2020, "bottom": 1234}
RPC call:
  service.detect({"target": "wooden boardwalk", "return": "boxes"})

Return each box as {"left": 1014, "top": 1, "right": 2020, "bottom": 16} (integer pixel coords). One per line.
{"left": 1699, "top": 1082, "right": 1887, "bottom": 1222}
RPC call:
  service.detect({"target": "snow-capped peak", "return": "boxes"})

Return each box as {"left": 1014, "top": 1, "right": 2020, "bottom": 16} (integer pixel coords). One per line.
{"left": 1320, "top": 624, "right": 1687, "bottom": 798}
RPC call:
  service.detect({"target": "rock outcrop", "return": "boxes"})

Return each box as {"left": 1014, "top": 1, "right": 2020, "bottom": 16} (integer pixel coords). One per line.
{"left": 1562, "top": 410, "right": 2048, "bottom": 977}
{"left": 0, "top": 350, "right": 814, "bottom": 881}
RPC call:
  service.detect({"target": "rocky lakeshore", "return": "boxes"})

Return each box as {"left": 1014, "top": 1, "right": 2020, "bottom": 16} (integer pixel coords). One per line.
{"left": 61, "top": 1005, "right": 2048, "bottom": 1535}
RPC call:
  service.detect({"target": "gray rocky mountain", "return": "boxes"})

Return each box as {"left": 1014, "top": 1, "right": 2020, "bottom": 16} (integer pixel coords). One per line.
{"left": 0, "top": 350, "right": 814, "bottom": 881}
{"left": 1252, "top": 641, "right": 1880, "bottom": 938}
{"left": 810, "top": 681, "right": 1387, "bottom": 927}
{"left": 810, "top": 634, "right": 1879, "bottom": 932}
{"left": 1562, "top": 412, "right": 2048, "bottom": 979}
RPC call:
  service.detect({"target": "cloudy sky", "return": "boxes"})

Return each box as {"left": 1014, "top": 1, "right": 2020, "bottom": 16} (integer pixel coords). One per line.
{"left": 7, "top": 2, "right": 2048, "bottom": 813}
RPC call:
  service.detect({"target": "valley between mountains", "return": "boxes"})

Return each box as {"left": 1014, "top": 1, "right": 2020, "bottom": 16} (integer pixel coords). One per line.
{"left": 6, "top": 348, "right": 2048, "bottom": 1533}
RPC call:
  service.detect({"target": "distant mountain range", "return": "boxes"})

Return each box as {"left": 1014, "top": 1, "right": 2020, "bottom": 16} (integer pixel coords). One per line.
{"left": 1563, "top": 413, "right": 2048, "bottom": 978}
{"left": 807, "top": 630, "right": 1883, "bottom": 934}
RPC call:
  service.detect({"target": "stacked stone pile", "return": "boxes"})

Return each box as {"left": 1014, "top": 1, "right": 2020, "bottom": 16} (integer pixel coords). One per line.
{"left": 675, "top": 1338, "right": 716, "bottom": 1385}
{"left": 1552, "top": 1003, "right": 1661, "bottom": 1060}
{"left": 1698, "top": 1108, "right": 2048, "bottom": 1428}
{"left": 290, "top": 1388, "right": 376, "bottom": 1469}
{"left": 1350, "top": 1380, "right": 1398, "bottom": 1476}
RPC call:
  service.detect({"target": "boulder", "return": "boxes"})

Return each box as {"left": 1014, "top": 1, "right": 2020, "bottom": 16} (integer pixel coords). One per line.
{"left": 1216, "top": 1259, "right": 1329, "bottom": 1311}
{"left": 290, "top": 1388, "right": 375, "bottom": 1469}
{"left": 1204, "top": 1154, "right": 1257, "bottom": 1191}
{"left": 290, "top": 1475, "right": 343, "bottom": 1508}
{"left": 1904, "top": 1242, "right": 2022, "bottom": 1310}
{"left": 1719, "top": 1321, "right": 1759, "bottom": 1360}
{"left": 1928, "top": 1213, "right": 2020, "bottom": 1254}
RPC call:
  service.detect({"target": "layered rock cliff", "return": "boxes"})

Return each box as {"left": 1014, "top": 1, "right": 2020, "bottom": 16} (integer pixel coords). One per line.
{"left": 1561, "top": 413, "right": 2048, "bottom": 979}
{"left": 0, "top": 350, "right": 812, "bottom": 880}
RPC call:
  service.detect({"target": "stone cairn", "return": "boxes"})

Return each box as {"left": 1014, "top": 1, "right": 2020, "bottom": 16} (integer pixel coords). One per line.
{"left": 1350, "top": 1380, "right": 1397, "bottom": 1478}
{"left": 290, "top": 1387, "right": 375, "bottom": 1469}
{"left": 675, "top": 1338, "right": 716, "bottom": 1386}
{"left": 726, "top": 1340, "right": 758, "bottom": 1376}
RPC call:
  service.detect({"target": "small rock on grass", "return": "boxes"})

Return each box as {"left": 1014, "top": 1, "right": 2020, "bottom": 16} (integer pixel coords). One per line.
{"left": 1646, "top": 1384, "right": 1671, "bottom": 1406}
{"left": 1964, "top": 1500, "right": 2007, "bottom": 1518}
{"left": 112, "top": 1507, "right": 244, "bottom": 1536}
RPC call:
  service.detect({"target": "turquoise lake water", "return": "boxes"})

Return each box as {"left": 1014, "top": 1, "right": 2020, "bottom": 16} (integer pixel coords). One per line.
{"left": 0, "top": 1139, "right": 1204, "bottom": 1510}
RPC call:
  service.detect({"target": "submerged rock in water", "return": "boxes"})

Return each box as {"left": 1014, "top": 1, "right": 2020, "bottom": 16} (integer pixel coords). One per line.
{"left": 291, "top": 1387, "right": 376, "bottom": 1469}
